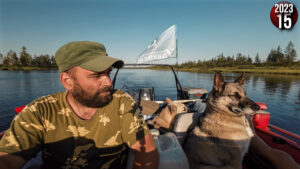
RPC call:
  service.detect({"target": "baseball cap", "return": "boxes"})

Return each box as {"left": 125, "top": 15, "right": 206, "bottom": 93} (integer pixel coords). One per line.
{"left": 55, "top": 41, "right": 124, "bottom": 72}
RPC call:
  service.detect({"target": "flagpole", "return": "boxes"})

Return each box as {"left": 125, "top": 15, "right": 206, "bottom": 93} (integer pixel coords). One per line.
{"left": 175, "top": 24, "right": 178, "bottom": 75}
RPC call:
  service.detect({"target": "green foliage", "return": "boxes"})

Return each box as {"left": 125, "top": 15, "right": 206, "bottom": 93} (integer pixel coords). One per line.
{"left": 1, "top": 46, "right": 57, "bottom": 70}
{"left": 266, "top": 42, "right": 298, "bottom": 66}
{"left": 1, "top": 42, "right": 298, "bottom": 71}
{"left": 3, "top": 50, "right": 19, "bottom": 65}
{"left": 254, "top": 53, "right": 261, "bottom": 64}
{"left": 285, "top": 41, "right": 297, "bottom": 65}
{"left": 0, "top": 53, "right": 3, "bottom": 64}
{"left": 33, "top": 55, "right": 52, "bottom": 67}
{"left": 19, "top": 46, "right": 33, "bottom": 66}
{"left": 178, "top": 41, "right": 299, "bottom": 69}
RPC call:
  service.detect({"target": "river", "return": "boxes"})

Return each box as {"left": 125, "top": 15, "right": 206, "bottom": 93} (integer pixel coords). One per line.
{"left": 0, "top": 69, "right": 299, "bottom": 136}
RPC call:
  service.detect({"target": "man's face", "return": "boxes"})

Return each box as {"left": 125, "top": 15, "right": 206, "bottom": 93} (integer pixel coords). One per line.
{"left": 68, "top": 67, "right": 113, "bottom": 108}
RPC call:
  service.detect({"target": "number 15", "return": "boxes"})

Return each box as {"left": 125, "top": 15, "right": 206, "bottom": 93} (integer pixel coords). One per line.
{"left": 277, "top": 13, "right": 292, "bottom": 29}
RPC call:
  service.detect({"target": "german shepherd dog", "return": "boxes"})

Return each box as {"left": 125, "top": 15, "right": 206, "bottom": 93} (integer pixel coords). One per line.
{"left": 184, "top": 72, "right": 260, "bottom": 169}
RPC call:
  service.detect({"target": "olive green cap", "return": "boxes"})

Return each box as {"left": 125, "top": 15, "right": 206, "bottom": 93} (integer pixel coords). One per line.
{"left": 55, "top": 41, "right": 124, "bottom": 72}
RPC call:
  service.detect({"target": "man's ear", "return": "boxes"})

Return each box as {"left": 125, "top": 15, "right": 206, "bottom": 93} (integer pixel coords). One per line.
{"left": 213, "top": 72, "right": 225, "bottom": 93}
{"left": 60, "top": 72, "right": 74, "bottom": 90}
{"left": 234, "top": 72, "right": 245, "bottom": 87}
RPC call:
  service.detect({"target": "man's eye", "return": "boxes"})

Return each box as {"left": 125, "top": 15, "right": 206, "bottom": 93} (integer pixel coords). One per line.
{"left": 90, "top": 74, "right": 101, "bottom": 78}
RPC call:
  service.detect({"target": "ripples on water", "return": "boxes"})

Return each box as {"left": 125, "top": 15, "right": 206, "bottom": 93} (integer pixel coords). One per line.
{"left": 0, "top": 69, "right": 299, "bottom": 135}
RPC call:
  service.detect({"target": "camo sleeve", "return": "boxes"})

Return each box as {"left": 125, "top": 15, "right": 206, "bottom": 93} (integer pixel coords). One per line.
{"left": 0, "top": 103, "right": 44, "bottom": 161}
{"left": 118, "top": 92, "right": 150, "bottom": 147}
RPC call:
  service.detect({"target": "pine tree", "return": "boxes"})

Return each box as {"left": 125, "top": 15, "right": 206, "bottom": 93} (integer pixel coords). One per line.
{"left": 50, "top": 56, "right": 57, "bottom": 66}
{"left": 235, "top": 53, "right": 247, "bottom": 65}
{"left": 0, "top": 53, "right": 3, "bottom": 65}
{"left": 33, "top": 55, "right": 51, "bottom": 67}
{"left": 267, "top": 46, "right": 285, "bottom": 64}
{"left": 276, "top": 46, "right": 285, "bottom": 63}
{"left": 19, "top": 46, "right": 32, "bottom": 66}
{"left": 4, "top": 50, "right": 19, "bottom": 65}
{"left": 267, "top": 49, "right": 276, "bottom": 63}
{"left": 247, "top": 55, "right": 252, "bottom": 64}
{"left": 284, "top": 41, "right": 297, "bottom": 65}
{"left": 254, "top": 53, "right": 261, "bottom": 64}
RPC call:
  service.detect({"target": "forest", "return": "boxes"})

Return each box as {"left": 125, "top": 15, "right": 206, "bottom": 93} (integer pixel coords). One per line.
{"left": 0, "top": 41, "right": 298, "bottom": 73}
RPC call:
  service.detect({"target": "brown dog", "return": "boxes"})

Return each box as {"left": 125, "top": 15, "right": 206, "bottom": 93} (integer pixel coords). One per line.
{"left": 149, "top": 97, "right": 188, "bottom": 130}
{"left": 184, "top": 72, "right": 260, "bottom": 169}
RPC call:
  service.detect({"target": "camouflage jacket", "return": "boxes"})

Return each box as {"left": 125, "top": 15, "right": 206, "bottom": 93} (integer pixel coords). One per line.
{"left": 0, "top": 90, "right": 149, "bottom": 169}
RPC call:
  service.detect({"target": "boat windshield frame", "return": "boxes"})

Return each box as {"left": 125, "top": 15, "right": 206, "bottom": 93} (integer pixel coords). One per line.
{"left": 112, "top": 64, "right": 187, "bottom": 100}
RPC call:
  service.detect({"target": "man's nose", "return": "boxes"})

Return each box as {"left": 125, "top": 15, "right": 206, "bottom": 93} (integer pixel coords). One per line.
{"left": 102, "top": 75, "right": 112, "bottom": 87}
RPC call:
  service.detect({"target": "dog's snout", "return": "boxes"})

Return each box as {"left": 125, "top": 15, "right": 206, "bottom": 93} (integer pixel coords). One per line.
{"left": 251, "top": 104, "right": 260, "bottom": 111}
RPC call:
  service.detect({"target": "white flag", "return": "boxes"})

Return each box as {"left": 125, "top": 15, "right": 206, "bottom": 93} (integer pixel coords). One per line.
{"left": 136, "top": 25, "right": 177, "bottom": 64}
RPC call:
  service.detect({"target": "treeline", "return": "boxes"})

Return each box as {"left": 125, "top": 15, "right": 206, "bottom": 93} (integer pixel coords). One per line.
{"left": 0, "top": 46, "right": 57, "bottom": 68}
{"left": 0, "top": 41, "right": 298, "bottom": 69}
{"left": 178, "top": 41, "right": 298, "bottom": 68}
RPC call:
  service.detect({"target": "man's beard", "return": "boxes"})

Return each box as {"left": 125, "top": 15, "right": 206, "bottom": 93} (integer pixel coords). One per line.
{"left": 70, "top": 80, "right": 113, "bottom": 108}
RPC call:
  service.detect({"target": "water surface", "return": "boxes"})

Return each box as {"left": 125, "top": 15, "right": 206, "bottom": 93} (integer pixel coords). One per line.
{"left": 0, "top": 69, "right": 299, "bottom": 135}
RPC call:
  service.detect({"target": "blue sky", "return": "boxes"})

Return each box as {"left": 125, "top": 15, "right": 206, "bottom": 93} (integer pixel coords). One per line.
{"left": 0, "top": 0, "right": 299, "bottom": 64}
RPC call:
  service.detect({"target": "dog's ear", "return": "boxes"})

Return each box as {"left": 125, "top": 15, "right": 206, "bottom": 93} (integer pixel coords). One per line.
{"left": 165, "top": 97, "right": 172, "bottom": 104}
{"left": 235, "top": 72, "right": 245, "bottom": 87}
{"left": 170, "top": 104, "right": 178, "bottom": 115}
{"left": 214, "top": 72, "right": 225, "bottom": 93}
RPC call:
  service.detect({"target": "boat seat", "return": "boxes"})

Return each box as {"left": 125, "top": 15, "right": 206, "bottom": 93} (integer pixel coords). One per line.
{"left": 172, "top": 112, "right": 202, "bottom": 145}
{"left": 172, "top": 100, "right": 207, "bottom": 145}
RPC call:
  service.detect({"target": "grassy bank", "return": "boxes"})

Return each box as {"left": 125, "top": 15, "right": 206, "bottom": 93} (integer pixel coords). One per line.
{"left": 148, "top": 65, "right": 300, "bottom": 75}
{"left": 0, "top": 65, "right": 57, "bottom": 71}
{"left": 1, "top": 65, "right": 300, "bottom": 75}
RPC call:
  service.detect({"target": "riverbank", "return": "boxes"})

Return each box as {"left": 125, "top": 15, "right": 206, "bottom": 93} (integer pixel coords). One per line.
{"left": 0, "top": 65, "right": 57, "bottom": 71}
{"left": 148, "top": 65, "right": 300, "bottom": 75}
{"left": 1, "top": 65, "right": 300, "bottom": 75}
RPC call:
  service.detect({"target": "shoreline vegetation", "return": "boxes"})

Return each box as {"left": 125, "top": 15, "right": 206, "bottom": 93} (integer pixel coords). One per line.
{"left": 1, "top": 41, "right": 299, "bottom": 74}
{"left": 2, "top": 65, "right": 299, "bottom": 75}
{"left": 147, "top": 65, "right": 300, "bottom": 75}
{"left": 0, "top": 65, "right": 57, "bottom": 71}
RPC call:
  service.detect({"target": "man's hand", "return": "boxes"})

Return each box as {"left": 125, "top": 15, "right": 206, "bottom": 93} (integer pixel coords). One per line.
{"left": 250, "top": 135, "right": 300, "bottom": 169}
{"left": 130, "top": 133, "right": 159, "bottom": 169}
{"left": 0, "top": 152, "right": 25, "bottom": 169}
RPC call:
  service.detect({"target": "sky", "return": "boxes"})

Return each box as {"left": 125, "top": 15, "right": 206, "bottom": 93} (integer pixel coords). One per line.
{"left": 0, "top": 0, "right": 299, "bottom": 64}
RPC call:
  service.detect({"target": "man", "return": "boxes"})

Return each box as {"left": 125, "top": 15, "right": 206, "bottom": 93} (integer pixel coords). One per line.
{"left": 0, "top": 41, "right": 159, "bottom": 169}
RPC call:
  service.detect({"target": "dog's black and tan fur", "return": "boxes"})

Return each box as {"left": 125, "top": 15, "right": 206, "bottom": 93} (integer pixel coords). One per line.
{"left": 184, "top": 72, "right": 260, "bottom": 169}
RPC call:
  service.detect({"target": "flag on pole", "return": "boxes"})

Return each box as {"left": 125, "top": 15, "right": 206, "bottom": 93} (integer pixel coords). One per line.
{"left": 136, "top": 25, "right": 177, "bottom": 64}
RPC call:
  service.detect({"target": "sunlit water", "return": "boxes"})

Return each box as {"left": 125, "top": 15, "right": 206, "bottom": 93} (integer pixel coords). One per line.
{"left": 0, "top": 69, "right": 299, "bottom": 135}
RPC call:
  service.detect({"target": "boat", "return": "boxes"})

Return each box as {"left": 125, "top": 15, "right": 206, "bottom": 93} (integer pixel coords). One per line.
{"left": 0, "top": 64, "right": 299, "bottom": 169}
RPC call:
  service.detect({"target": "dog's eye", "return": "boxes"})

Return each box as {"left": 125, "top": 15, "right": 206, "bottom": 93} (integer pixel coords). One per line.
{"left": 234, "top": 92, "right": 241, "bottom": 99}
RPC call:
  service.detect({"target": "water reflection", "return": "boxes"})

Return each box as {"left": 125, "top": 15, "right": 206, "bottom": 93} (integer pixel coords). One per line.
{"left": 251, "top": 76, "right": 260, "bottom": 88}
{"left": 22, "top": 72, "right": 34, "bottom": 99}
{"left": 259, "top": 74, "right": 298, "bottom": 99}
{"left": 263, "top": 76, "right": 279, "bottom": 95}
{"left": 297, "top": 89, "right": 300, "bottom": 105}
